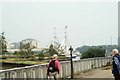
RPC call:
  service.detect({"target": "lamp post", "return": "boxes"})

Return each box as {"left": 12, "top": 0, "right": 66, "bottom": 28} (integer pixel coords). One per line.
{"left": 69, "top": 46, "right": 74, "bottom": 79}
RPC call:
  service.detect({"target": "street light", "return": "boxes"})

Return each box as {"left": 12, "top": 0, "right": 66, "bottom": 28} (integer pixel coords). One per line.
{"left": 69, "top": 46, "right": 74, "bottom": 79}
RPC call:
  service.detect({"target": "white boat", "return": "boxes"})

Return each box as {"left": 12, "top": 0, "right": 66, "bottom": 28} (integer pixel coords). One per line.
{"left": 66, "top": 54, "right": 77, "bottom": 58}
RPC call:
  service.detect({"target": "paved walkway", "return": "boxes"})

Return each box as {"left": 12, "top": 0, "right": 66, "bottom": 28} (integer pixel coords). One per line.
{"left": 75, "top": 67, "right": 114, "bottom": 78}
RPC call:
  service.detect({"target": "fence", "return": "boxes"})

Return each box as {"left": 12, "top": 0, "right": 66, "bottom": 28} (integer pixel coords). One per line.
{"left": 0, "top": 57, "right": 112, "bottom": 79}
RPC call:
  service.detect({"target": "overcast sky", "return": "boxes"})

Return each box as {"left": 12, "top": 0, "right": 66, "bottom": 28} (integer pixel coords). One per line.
{"left": 1, "top": 0, "right": 119, "bottom": 48}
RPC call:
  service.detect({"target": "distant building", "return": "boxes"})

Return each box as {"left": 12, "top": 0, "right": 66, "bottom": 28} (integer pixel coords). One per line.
{"left": 6, "top": 38, "right": 41, "bottom": 53}
{"left": 73, "top": 50, "right": 81, "bottom": 56}
{"left": 7, "top": 49, "right": 20, "bottom": 53}
{"left": 118, "top": 1, "right": 120, "bottom": 51}
{"left": 20, "top": 38, "right": 41, "bottom": 49}
{"left": 10, "top": 42, "right": 20, "bottom": 49}
{"left": 6, "top": 40, "right": 11, "bottom": 49}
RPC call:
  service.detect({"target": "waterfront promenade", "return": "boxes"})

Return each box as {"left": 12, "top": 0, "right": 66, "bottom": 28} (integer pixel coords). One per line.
{"left": 75, "top": 67, "right": 113, "bottom": 78}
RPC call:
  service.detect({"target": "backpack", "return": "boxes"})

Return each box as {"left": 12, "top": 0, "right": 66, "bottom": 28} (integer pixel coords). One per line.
{"left": 114, "top": 54, "right": 120, "bottom": 62}
{"left": 48, "top": 60, "right": 57, "bottom": 73}
{"left": 114, "top": 54, "right": 120, "bottom": 70}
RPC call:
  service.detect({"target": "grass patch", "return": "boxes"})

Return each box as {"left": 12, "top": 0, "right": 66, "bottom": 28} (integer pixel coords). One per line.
{"left": 0, "top": 57, "right": 48, "bottom": 65}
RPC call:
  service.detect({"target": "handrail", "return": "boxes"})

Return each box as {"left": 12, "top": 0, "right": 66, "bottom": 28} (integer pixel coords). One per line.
{"left": 0, "top": 57, "right": 112, "bottom": 79}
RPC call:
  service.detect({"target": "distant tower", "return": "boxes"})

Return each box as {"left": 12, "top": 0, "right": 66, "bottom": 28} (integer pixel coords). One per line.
{"left": 118, "top": 1, "right": 120, "bottom": 51}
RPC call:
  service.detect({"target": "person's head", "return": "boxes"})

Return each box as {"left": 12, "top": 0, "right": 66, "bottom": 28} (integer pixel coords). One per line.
{"left": 111, "top": 49, "right": 119, "bottom": 56}
{"left": 52, "top": 54, "right": 58, "bottom": 59}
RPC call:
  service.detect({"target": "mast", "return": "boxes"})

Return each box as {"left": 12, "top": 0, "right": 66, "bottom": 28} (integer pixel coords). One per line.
{"left": 64, "top": 26, "right": 68, "bottom": 54}
{"left": 53, "top": 27, "right": 59, "bottom": 49}
{"left": 60, "top": 26, "right": 70, "bottom": 55}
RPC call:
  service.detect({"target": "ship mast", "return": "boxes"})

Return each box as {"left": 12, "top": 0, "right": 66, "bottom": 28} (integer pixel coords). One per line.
{"left": 53, "top": 27, "right": 59, "bottom": 49}
{"left": 64, "top": 26, "right": 68, "bottom": 54}
{"left": 59, "top": 26, "right": 70, "bottom": 55}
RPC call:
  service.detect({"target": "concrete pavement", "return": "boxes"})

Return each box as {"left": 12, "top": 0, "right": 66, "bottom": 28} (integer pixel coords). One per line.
{"left": 75, "top": 67, "right": 114, "bottom": 78}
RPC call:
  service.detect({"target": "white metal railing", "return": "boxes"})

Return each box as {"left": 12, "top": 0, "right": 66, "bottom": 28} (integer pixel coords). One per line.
{"left": 0, "top": 57, "right": 112, "bottom": 79}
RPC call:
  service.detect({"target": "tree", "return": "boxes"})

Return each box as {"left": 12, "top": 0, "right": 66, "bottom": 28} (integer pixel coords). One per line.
{"left": 76, "top": 45, "right": 117, "bottom": 56}
{"left": 38, "top": 50, "right": 45, "bottom": 60}
{"left": 48, "top": 44, "right": 58, "bottom": 56}
{"left": 0, "top": 32, "right": 7, "bottom": 55}
{"left": 19, "top": 41, "right": 36, "bottom": 58}
{"left": 14, "top": 51, "right": 21, "bottom": 59}
{"left": 81, "top": 48, "right": 105, "bottom": 59}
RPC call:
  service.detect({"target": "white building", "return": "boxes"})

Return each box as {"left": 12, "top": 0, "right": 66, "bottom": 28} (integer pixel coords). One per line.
{"left": 10, "top": 42, "right": 20, "bottom": 49}
{"left": 20, "top": 38, "right": 41, "bottom": 49}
